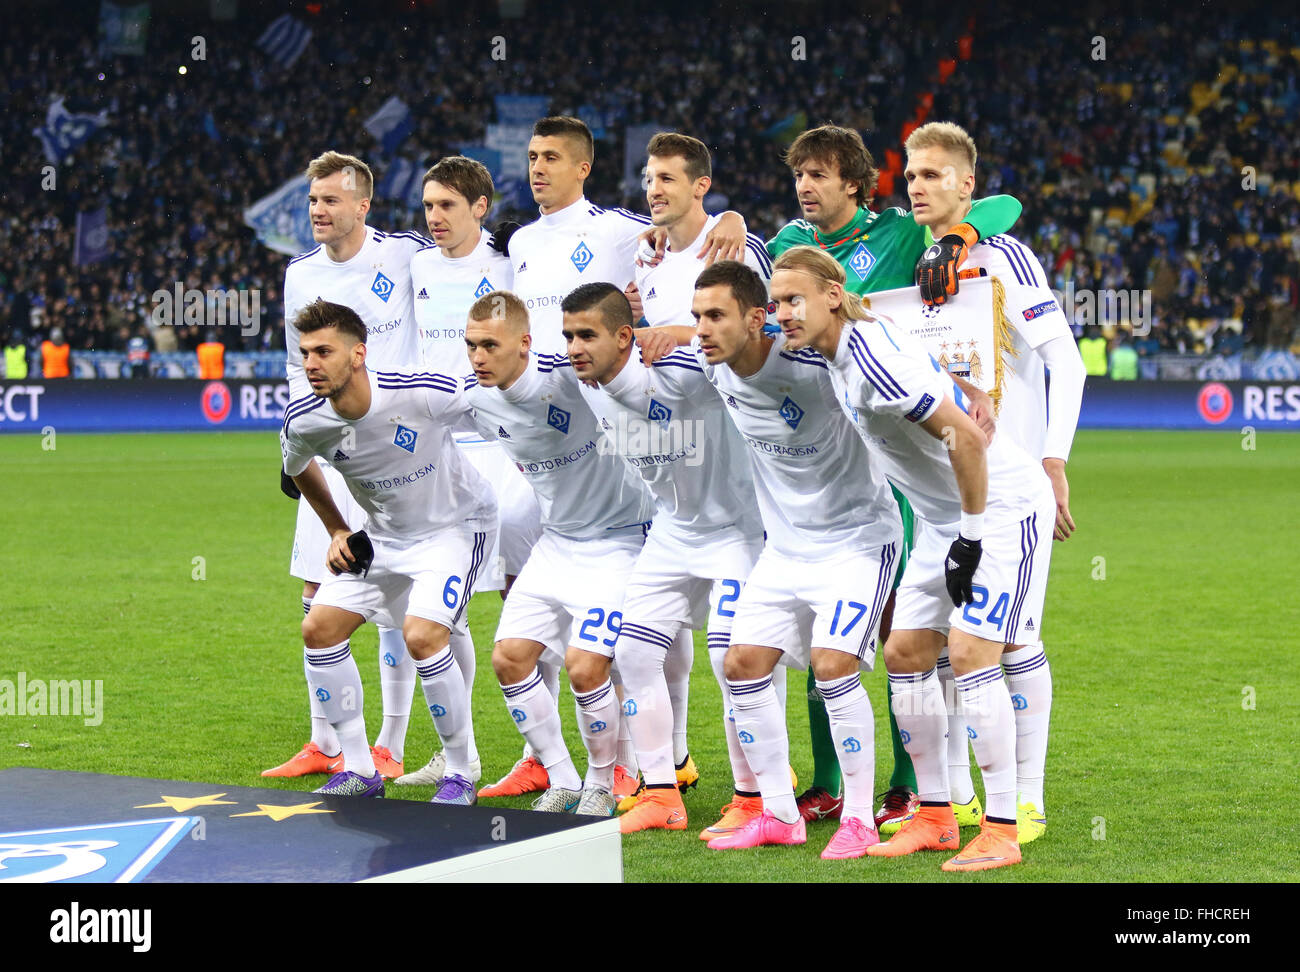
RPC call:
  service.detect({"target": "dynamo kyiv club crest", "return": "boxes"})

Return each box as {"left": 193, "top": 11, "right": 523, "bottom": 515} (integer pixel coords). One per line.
{"left": 371, "top": 271, "right": 395, "bottom": 302}
{"left": 0, "top": 817, "right": 198, "bottom": 883}
{"left": 547, "top": 404, "right": 571, "bottom": 434}
{"left": 779, "top": 396, "right": 805, "bottom": 430}
{"left": 393, "top": 424, "right": 418, "bottom": 453}
{"left": 848, "top": 243, "right": 876, "bottom": 280}
{"left": 570, "top": 241, "right": 594, "bottom": 272}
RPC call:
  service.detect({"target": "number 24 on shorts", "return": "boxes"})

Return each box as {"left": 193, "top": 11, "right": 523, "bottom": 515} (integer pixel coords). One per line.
{"left": 960, "top": 584, "right": 1010, "bottom": 632}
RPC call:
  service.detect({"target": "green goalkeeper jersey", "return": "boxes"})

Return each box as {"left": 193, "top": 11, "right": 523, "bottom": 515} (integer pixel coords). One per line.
{"left": 764, "top": 195, "right": 1023, "bottom": 294}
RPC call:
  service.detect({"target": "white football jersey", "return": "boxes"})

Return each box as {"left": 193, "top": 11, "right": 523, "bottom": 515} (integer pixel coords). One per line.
{"left": 961, "top": 234, "right": 1074, "bottom": 460}
{"left": 825, "top": 315, "right": 1048, "bottom": 527}
{"left": 284, "top": 227, "right": 428, "bottom": 400}
{"left": 508, "top": 197, "right": 649, "bottom": 356}
{"left": 635, "top": 214, "right": 773, "bottom": 327}
{"left": 579, "top": 348, "right": 761, "bottom": 541}
{"left": 280, "top": 370, "right": 494, "bottom": 543}
{"left": 693, "top": 334, "right": 898, "bottom": 558}
{"left": 409, "top": 228, "right": 513, "bottom": 375}
{"left": 464, "top": 353, "right": 654, "bottom": 540}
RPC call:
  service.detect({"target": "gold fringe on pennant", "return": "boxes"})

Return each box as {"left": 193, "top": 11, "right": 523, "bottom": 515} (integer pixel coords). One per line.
{"left": 989, "top": 276, "right": 1020, "bottom": 417}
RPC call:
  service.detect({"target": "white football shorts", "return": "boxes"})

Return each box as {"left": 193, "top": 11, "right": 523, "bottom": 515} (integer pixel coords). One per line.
{"left": 495, "top": 529, "right": 646, "bottom": 665}
{"left": 456, "top": 434, "right": 542, "bottom": 590}
{"left": 311, "top": 527, "right": 490, "bottom": 631}
{"left": 619, "top": 521, "right": 764, "bottom": 633}
{"left": 893, "top": 492, "right": 1055, "bottom": 646}
{"left": 728, "top": 541, "right": 901, "bottom": 671}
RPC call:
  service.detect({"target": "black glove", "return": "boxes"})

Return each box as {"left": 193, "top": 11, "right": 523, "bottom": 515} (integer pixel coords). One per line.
{"left": 280, "top": 466, "right": 301, "bottom": 500}
{"left": 345, "top": 531, "right": 374, "bottom": 577}
{"left": 915, "top": 224, "right": 975, "bottom": 306}
{"left": 489, "top": 220, "right": 521, "bottom": 255}
{"left": 944, "top": 536, "right": 982, "bottom": 607}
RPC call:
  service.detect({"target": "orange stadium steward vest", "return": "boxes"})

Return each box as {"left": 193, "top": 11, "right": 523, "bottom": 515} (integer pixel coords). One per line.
{"left": 41, "top": 341, "right": 70, "bottom": 378}
{"left": 197, "top": 341, "right": 225, "bottom": 379}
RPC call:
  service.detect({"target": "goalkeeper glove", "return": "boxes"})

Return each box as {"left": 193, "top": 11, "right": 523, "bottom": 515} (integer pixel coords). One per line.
{"left": 915, "top": 222, "right": 978, "bottom": 306}
{"left": 280, "top": 466, "right": 301, "bottom": 500}
{"left": 944, "top": 535, "right": 982, "bottom": 607}
{"left": 488, "top": 221, "right": 521, "bottom": 255}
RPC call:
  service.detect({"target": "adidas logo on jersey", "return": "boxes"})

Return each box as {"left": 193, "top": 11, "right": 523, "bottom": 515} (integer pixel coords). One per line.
{"left": 517, "top": 261, "right": 527, "bottom": 273}
{"left": 644, "top": 287, "right": 657, "bottom": 300}
{"left": 497, "top": 426, "right": 511, "bottom": 439}
{"left": 726, "top": 395, "right": 738, "bottom": 408}
{"left": 416, "top": 288, "right": 429, "bottom": 299}
{"left": 333, "top": 448, "right": 350, "bottom": 462}
{"left": 1025, "top": 618, "right": 1035, "bottom": 630}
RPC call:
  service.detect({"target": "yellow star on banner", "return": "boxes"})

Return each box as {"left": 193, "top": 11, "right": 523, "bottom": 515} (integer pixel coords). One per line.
{"left": 230, "top": 802, "right": 334, "bottom": 822}
{"left": 134, "top": 793, "right": 238, "bottom": 813}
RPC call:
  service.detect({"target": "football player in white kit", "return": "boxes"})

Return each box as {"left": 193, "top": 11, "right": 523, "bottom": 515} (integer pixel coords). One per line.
{"left": 267, "top": 152, "right": 429, "bottom": 784}
{"left": 396, "top": 156, "right": 544, "bottom": 790}
{"left": 770, "top": 245, "right": 1056, "bottom": 872}
{"left": 565, "top": 281, "right": 766, "bottom": 836}
{"left": 280, "top": 300, "right": 495, "bottom": 802}
{"left": 462, "top": 290, "right": 656, "bottom": 815}
{"left": 638, "top": 261, "right": 904, "bottom": 858}
{"left": 904, "top": 121, "right": 1086, "bottom": 842}
{"left": 634, "top": 132, "right": 773, "bottom": 328}
{"left": 508, "top": 116, "right": 751, "bottom": 356}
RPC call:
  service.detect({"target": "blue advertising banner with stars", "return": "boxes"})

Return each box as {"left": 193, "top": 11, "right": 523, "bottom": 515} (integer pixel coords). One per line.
{"left": 0, "top": 767, "right": 607, "bottom": 883}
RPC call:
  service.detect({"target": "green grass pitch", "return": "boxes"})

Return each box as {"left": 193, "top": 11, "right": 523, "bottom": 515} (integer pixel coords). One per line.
{"left": 3, "top": 428, "right": 1297, "bottom": 882}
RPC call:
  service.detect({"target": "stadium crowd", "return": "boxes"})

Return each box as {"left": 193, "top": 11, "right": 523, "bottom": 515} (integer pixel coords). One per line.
{"left": 2, "top": 1, "right": 1296, "bottom": 372}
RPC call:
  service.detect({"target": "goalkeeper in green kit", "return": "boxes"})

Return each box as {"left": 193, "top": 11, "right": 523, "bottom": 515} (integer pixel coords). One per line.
{"left": 765, "top": 124, "right": 1023, "bottom": 832}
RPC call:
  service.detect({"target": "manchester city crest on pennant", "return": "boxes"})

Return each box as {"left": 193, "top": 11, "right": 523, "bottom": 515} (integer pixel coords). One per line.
{"left": 848, "top": 242, "right": 876, "bottom": 280}
{"left": 393, "top": 424, "right": 418, "bottom": 453}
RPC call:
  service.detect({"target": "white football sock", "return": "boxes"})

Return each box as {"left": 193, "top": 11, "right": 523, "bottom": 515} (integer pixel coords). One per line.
{"left": 573, "top": 678, "right": 621, "bottom": 789}
{"left": 937, "top": 649, "right": 975, "bottom": 804}
{"left": 728, "top": 674, "right": 797, "bottom": 822}
{"left": 502, "top": 669, "right": 581, "bottom": 790}
{"left": 665, "top": 628, "right": 694, "bottom": 765}
{"left": 615, "top": 621, "right": 675, "bottom": 786}
{"left": 888, "top": 668, "right": 949, "bottom": 804}
{"left": 1003, "top": 644, "right": 1052, "bottom": 810}
{"left": 955, "top": 665, "right": 1018, "bottom": 822}
{"left": 303, "top": 641, "right": 373, "bottom": 776}
{"left": 615, "top": 685, "right": 640, "bottom": 776}
{"left": 449, "top": 623, "right": 480, "bottom": 765}
{"left": 375, "top": 626, "right": 413, "bottom": 761}
{"left": 523, "top": 658, "right": 563, "bottom": 761}
{"left": 708, "top": 635, "right": 757, "bottom": 793}
{"left": 817, "top": 674, "right": 876, "bottom": 827}
{"left": 302, "top": 597, "right": 340, "bottom": 755}
{"left": 415, "top": 648, "right": 470, "bottom": 778}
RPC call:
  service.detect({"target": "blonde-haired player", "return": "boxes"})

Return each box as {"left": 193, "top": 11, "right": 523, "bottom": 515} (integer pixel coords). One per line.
{"left": 904, "top": 121, "right": 1086, "bottom": 841}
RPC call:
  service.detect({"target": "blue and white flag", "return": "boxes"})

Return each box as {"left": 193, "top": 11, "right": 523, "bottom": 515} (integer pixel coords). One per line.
{"left": 458, "top": 144, "right": 503, "bottom": 181}
{"left": 75, "top": 207, "right": 111, "bottom": 266}
{"left": 364, "top": 96, "right": 412, "bottom": 156}
{"left": 377, "top": 157, "right": 425, "bottom": 209}
{"left": 243, "top": 174, "right": 313, "bottom": 256}
{"left": 495, "top": 94, "right": 549, "bottom": 126}
{"left": 33, "top": 97, "right": 110, "bottom": 165}
{"left": 485, "top": 123, "right": 533, "bottom": 180}
{"left": 257, "top": 14, "right": 312, "bottom": 69}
